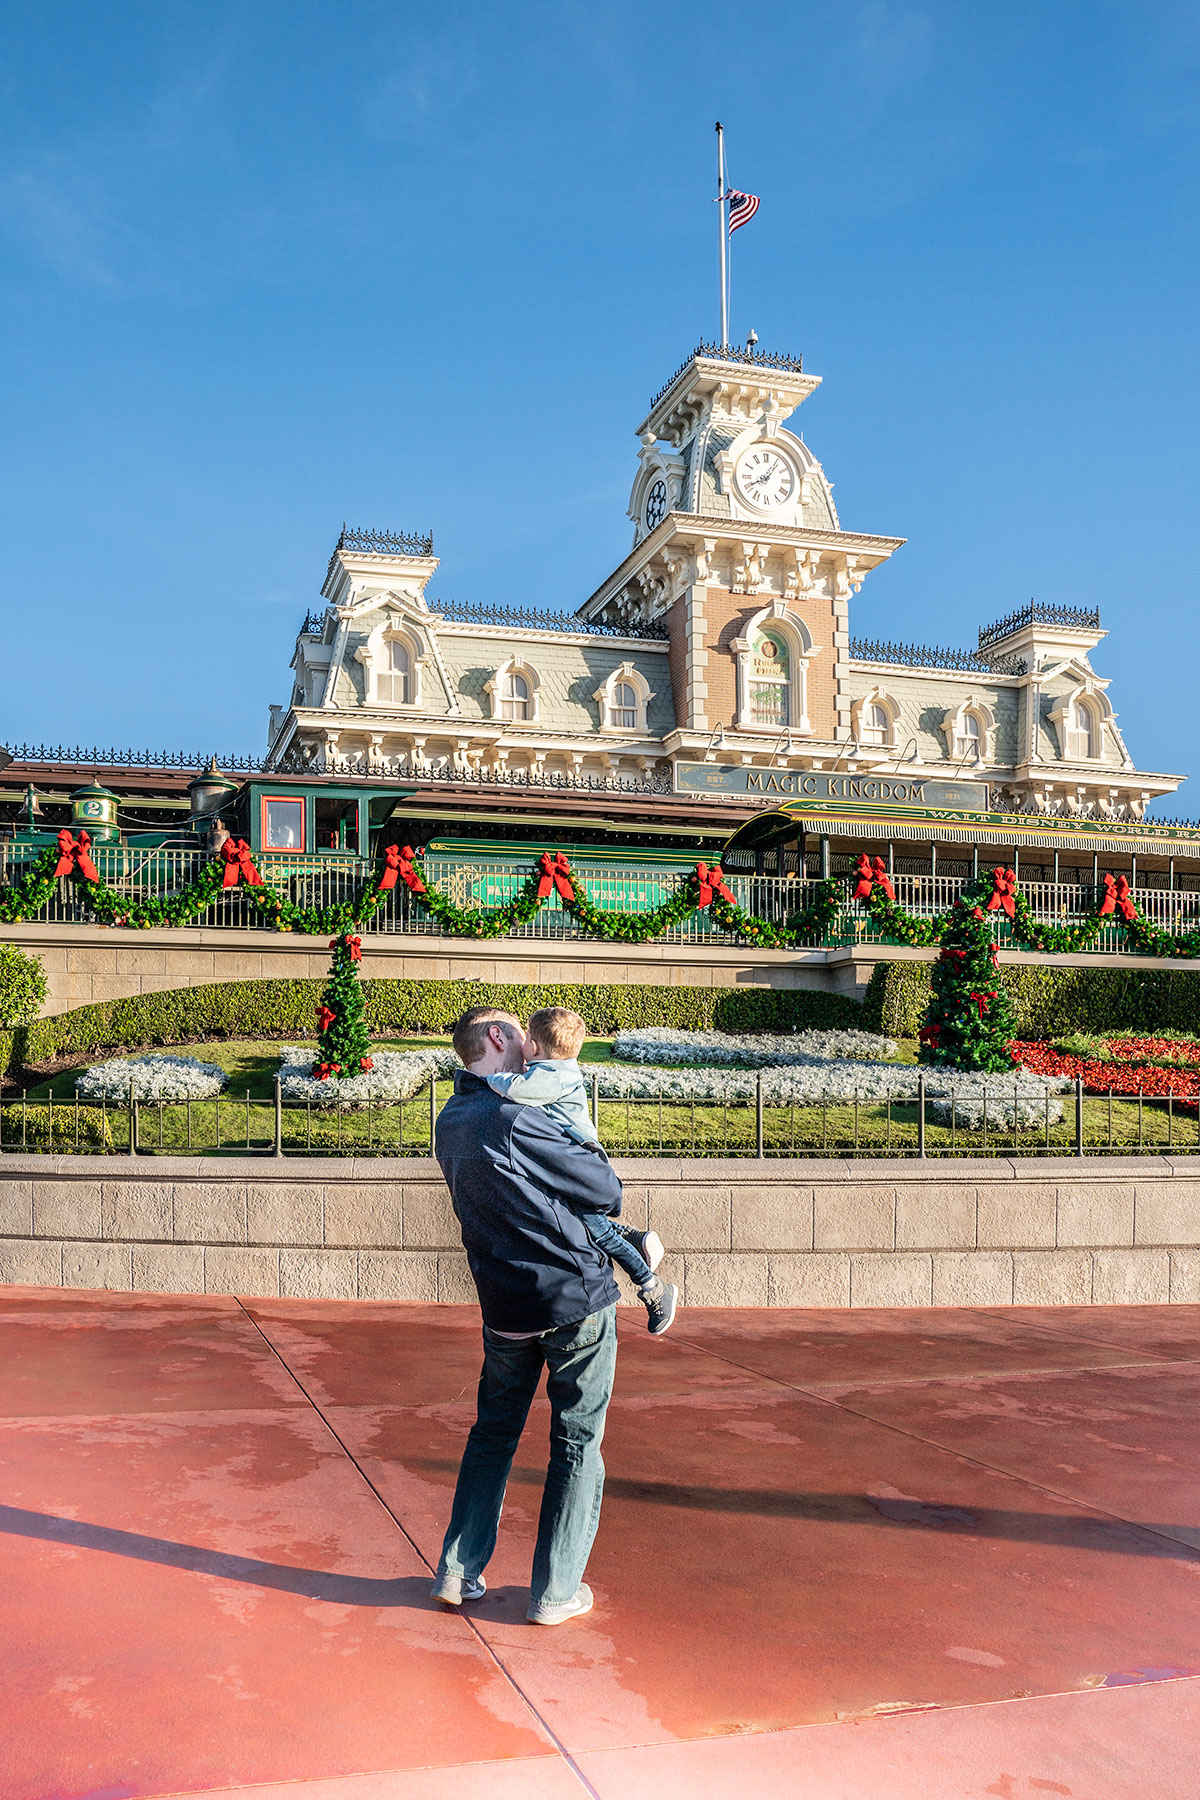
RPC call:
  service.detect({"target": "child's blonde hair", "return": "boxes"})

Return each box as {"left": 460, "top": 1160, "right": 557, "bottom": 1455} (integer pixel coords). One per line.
{"left": 527, "top": 1007, "right": 586, "bottom": 1059}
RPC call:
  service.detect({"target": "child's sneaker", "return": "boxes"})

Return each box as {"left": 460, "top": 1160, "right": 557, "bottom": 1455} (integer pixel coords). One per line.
{"left": 638, "top": 1276, "right": 678, "bottom": 1336}
{"left": 620, "top": 1226, "right": 664, "bottom": 1273}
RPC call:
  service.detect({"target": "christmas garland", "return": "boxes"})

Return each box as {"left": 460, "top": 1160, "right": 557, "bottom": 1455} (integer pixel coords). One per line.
{"left": 4, "top": 831, "right": 1200, "bottom": 959}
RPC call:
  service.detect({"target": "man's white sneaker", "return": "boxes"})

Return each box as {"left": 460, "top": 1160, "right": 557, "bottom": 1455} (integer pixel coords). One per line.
{"left": 526, "top": 1583, "right": 594, "bottom": 1626}
{"left": 430, "top": 1572, "right": 486, "bottom": 1606}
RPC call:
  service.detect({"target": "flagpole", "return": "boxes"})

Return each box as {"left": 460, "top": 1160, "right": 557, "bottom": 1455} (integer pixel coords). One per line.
{"left": 716, "top": 121, "right": 729, "bottom": 348}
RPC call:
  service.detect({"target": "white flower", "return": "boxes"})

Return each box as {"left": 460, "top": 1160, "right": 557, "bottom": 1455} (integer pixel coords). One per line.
{"left": 612, "top": 1026, "right": 899, "bottom": 1067}
{"left": 75, "top": 1055, "right": 229, "bottom": 1101}
{"left": 277, "top": 1045, "right": 459, "bottom": 1108}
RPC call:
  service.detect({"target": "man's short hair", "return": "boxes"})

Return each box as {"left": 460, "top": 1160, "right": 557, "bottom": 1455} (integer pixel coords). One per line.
{"left": 527, "top": 1007, "right": 586, "bottom": 1060}
{"left": 451, "top": 1007, "right": 521, "bottom": 1066}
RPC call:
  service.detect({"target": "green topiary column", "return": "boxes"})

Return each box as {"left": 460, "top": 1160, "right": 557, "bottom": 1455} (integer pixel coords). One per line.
{"left": 313, "top": 933, "right": 373, "bottom": 1079}
{"left": 918, "top": 895, "right": 1019, "bottom": 1071}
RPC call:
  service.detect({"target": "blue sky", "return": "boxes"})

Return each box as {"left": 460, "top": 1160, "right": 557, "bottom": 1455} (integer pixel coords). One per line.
{"left": 1, "top": 2, "right": 1197, "bottom": 809}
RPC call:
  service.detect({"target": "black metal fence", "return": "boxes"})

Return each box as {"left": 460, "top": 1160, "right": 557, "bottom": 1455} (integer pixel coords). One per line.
{"left": 4, "top": 1074, "right": 1197, "bottom": 1160}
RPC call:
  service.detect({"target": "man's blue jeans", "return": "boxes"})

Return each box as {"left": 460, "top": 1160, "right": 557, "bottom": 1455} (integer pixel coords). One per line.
{"left": 436, "top": 1305, "right": 618, "bottom": 1608}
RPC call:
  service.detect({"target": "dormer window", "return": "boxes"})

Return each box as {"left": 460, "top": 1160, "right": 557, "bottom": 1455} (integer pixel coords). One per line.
{"left": 486, "top": 657, "right": 541, "bottom": 726}
{"left": 378, "top": 638, "right": 411, "bottom": 706}
{"left": 1069, "top": 699, "right": 1099, "bottom": 761}
{"left": 593, "top": 662, "right": 654, "bottom": 734}
{"left": 749, "top": 632, "right": 790, "bottom": 726}
{"left": 499, "top": 671, "right": 532, "bottom": 721}
{"left": 941, "top": 697, "right": 996, "bottom": 763}
{"left": 860, "top": 702, "right": 890, "bottom": 746}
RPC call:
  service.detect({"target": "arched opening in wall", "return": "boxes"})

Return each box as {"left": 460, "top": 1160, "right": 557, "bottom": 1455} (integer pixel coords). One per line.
{"left": 378, "top": 639, "right": 412, "bottom": 706}
{"left": 610, "top": 681, "right": 638, "bottom": 729}
{"left": 499, "top": 671, "right": 532, "bottom": 721}
{"left": 860, "top": 701, "right": 890, "bottom": 747}
{"left": 749, "top": 630, "right": 791, "bottom": 728}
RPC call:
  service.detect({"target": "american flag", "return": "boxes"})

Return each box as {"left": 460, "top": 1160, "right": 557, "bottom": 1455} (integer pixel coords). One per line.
{"left": 727, "top": 189, "right": 760, "bottom": 234}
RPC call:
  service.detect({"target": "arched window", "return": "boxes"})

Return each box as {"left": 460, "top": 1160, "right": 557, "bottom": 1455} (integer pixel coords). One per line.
{"left": 860, "top": 702, "right": 890, "bottom": 747}
{"left": 377, "top": 638, "right": 411, "bottom": 706}
{"left": 609, "top": 681, "right": 638, "bottom": 729}
{"left": 499, "top": 671, "right": 531, "bottom": 721}
{"left": 1075, "top": 699, "right": 1098, "bottom": 760}
{"left": 749, "top": 631, "right": 791, "bottom": 728}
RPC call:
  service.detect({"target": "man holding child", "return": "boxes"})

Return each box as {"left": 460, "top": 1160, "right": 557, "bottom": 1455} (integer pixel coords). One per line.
{"left": 430, "top": 1005, "right": 678, "bottom": 1626}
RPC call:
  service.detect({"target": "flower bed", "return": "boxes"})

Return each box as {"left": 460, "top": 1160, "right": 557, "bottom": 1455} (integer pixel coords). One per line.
{"left": 1014, "top": 1039, "right": 1200, "bottom": 1107}
{"left": 612, "top": 1026, "right": 898, "bottom": 1066}
{"left": 75, "top": 1055, "right": 228, "bottom": 1102}
{"left": 277, "top": 1045, "right": 458, "bottom": 1107}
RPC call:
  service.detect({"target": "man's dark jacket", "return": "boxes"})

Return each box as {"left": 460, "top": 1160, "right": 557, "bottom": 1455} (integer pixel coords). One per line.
{"left": 434, "top": 1070, "right": 622, "bottom": 1332}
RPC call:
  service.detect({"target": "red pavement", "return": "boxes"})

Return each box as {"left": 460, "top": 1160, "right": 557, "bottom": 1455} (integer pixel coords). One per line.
{"left": 2, "top": 1291, "right": 1199, "bottom": 1798}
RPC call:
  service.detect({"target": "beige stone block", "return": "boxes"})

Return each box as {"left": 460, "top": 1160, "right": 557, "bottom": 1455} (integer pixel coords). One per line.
{"left": 894, "top": 1185, "right": 976, "bottom": 1250}
{"left": 173, "top": 1182, "right": 246, "bottom": 1243}
{"left": 683, "top": 1253, "right": 768, "bottom": 1307}
{"left": 1012, "top": 1251, "right": 1092, "bottom": 1306}
{"left": 813, "top": 1185, "right": 894, "bottom": 1252}
{"left": 77, "top": 977, "right": 142, "bottom": 1005}
{"left": 1134, "top": 1184, "right": 1200, "bottom": 1247}
{"left": 132, "top": 1245, "right": 205, "bottom": 1295}
{"left": 1056, "top": 1185, "right": 1135, "bottom": 1249}
{"left": 65, "top": 946, "right": 119, "bottom": 973}
{"left": 647, "top": 1185, "right": 731, "bottom": 1252}
{"left": 615, "top": 1187, "right": 650, "bottom": 1232}
{"left": 33, "top": 1180, "right": 102, "bottom": 1240}
{"left": 29, "top": 944, "right": 70, "bottom": 973}
{"left": 976, "top": 1186, "right": 1055, "bottom": 1250}
{"left": 280, "top": 1249, "right": 358, "bottom": 1300}
{"left": 113, "top": 947, "right": 170, "bottom": 975}
{"left": 767, "top": 1252, "right": 851, "bottom": 1308}
{"left": 731, "top": 1185, "right": 814, "bottom": 1252}
{"left": 0, "top": 1240, "right": 62, "bottom": 1286}
{"left": 402, "top": 1181, "right": 459, "bottom": 1249}
{"left": 323, "top": 1185, "right": 402, "bottom": 1248}
{"left": 0, "top": 1180, "right": 33, "bottom": 1236}
{"left": 931, "top": 1252, "right": 1014, "bottom": 1307}
{"left": 1091, "top": 1249, "right": 1171, "bottom": 1306}
{"left": 63, "top": 1242, "right": 132, "bottom": 1290}
{"left": 437, "top": 1253, "right": 478, "bottom": 1305}
{"left": 102, "top": 1181, "right": 172, "bottom": 1241}
{"left": 1169, "top": 1250, "right": 1200, "bottom": 1302}
{"left": 358, "top": 1251, "right": 439, "bottom": 1302}
{"left": 851, "top": 1253, "right": 932, "bottom": 1308}
{"left": 246, "top": 1183, "right": 322, "bottom": 1246}
{"left": 204, "top": 1247, "right": 280, "bottom": 1297}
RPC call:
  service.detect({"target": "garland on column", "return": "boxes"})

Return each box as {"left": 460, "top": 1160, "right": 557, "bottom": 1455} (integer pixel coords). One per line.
{"left": 917, "top": 888, "right": 1020, "bottom": 1072}
{"left": 313, "top": 933, "right": 373, "bottom": 1080}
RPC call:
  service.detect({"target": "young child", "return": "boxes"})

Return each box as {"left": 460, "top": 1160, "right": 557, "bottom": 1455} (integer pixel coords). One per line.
{"left": 485, "top": 1006, "right": 678, "bottom": 1335}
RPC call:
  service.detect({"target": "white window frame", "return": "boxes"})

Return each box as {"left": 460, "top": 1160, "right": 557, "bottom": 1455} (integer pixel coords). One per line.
{"left": 1048, "top": 684, "right": 1111, "bottom": 765}
{"left": 730, "top": 604, "right": 817, "bottom": 735}
{"left": 850, "top": 688, "right": 899, "bottom": 749}
{"left": 485, "top": 657, "right": 542, "bottom": 726}
{"left": 592, "top": 661, "right": 655, "bottom": 734}
{"left": 940, "top": 696, "right": 997, "bottom": 764}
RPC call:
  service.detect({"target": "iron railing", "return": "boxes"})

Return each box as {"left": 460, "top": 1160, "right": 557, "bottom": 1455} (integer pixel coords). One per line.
{"left": 2, "top": 849, "right": 1199, "bottom": 953}
{"left": 4, "top": 1072, "right": 1197, "bottom": 1160}
{"left": 435, "top": 596, "right": 669, "bottom": 639}
{"left": 650, "top": 342, "right": 804, "bottom": 409}
{"left": 850, "top": 638, "right": 1026, "bottom": 676}
{"left": 978, "top": 602, "right": 1101, "bottom": 649}
{"left": 335, "top": 525, "right": 434, "bottom": 556}
{"left": 0, "top": 745, "right": 264, "bottom": 771}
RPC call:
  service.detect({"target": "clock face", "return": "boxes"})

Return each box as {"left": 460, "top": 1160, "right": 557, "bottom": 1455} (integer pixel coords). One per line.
{"left": 736, "top": 447, "right": 795, "bottom": 509}
{"left": 644, "top": 478, "right": 667, "bottom": 531}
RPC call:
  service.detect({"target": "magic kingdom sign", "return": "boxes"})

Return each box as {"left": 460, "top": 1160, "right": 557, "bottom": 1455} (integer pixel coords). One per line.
{"left": 673, "top": 761, "right": 990, "bottom": 811}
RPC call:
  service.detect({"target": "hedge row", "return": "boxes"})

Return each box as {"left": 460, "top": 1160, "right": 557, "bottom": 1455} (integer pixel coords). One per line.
{"left": 3, "top": 977, "right": 863, "bottom": 1075}
{"left": 861, "top": 960, "right": 1200, "bottom": 1039}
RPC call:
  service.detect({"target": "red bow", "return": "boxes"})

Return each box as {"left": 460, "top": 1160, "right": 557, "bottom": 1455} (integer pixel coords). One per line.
{"left": 316, "top": 1004, "right": 336, "bottom": 1032}
{"left": 918, "top": 1024, "right": 941, "bottom": 1044}
{"left": 221, "top": 838, "right": 263, "bottom": 889}
{"left": 1098, "top": 873, "right": 1137, "bottom": 923}
{"left": 852, "top": 853, "right": 896, "bottom": 902}
{"left": 695, "top": 861, "right": 734, "bottom": 908}
{"left": 536, "top": 852, "right": 575, "bottom": 903}
{"left": 330, "top": 933, "right": 362, "bottom": 962}
{"left": 360, "top": 1056, "right": 373, "bottom": 1072}
{"left": 968, "top": 990, "right": 998, "bottom": 1019}
{"left": 313, "top": 1061, "right": 341, "bottom": 1081}
{"left": 985, "top": 867, "right": 1016, "bottom": 919}
{"left": 52, "top": 829, "right": 99, "bottom": 882}
{"left": 378, "top": 843, "right": 426, "bottom": 894}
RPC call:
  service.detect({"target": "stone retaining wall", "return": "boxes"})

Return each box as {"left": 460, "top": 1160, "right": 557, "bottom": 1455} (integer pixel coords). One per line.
{"left": 3, "top": 1153, "right": 1200, "bottom": 1307}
